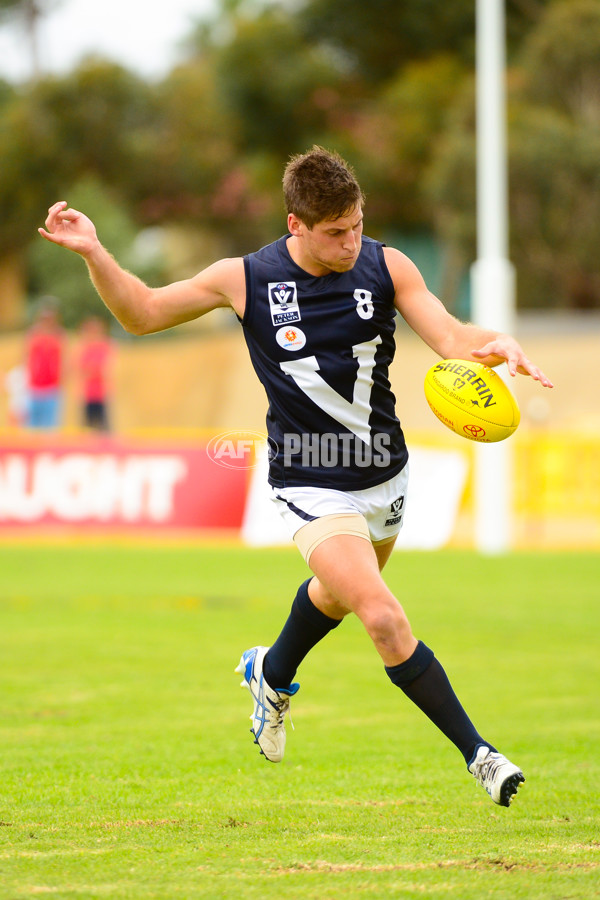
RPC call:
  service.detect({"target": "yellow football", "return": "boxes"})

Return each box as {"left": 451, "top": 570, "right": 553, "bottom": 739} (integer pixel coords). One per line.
{"left": 424, "top": 359, "right": 520, "bottom": 443}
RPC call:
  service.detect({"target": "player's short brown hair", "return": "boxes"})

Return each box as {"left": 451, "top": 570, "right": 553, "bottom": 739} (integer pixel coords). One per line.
{"left": 282, "top": 146, "right": 364, "bottom": 229}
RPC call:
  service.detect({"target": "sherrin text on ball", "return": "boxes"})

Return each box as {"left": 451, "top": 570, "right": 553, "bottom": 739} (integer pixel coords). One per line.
{"left": 424, "top": 359, "right": 520, "bottom": 442}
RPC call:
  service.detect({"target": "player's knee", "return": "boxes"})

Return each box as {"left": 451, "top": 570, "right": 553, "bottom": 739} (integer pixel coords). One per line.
{"left": 309, "top": 578, "right": 351, "bottom": 619}
{"left": 358, "top": 596, "right": 411, "bottom": 647}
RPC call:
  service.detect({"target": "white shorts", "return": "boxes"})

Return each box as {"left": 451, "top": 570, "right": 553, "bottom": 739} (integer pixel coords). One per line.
{"left": 270, "top": 465, "right": 409, "bottom": 546}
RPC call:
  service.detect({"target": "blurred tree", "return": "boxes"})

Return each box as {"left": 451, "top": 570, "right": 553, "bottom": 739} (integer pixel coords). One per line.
{"left": 290, "top": 0, "right": 553, "bottom": 242}
{"left": 1, "top": 0, "right": 593, "bottom": 327}
{"left": 211, "top": 8, "right": 349, "bottom": 154}
{"left": 349, "top": 55, "right": 470, "bottom": 232}
{"left": 299, "top": 0, "right": 553, "bottom": 85}
{"left": 183, "top": 4, "right": 363, "bottom": 247}
{"left": 509, "top": 104, "right": 600, "bottom": 309}
{"left": 0, "top": 73, "right": 64, "bottom": 327}
{"left": 0, "top": 61, "right": 155, "bottom": 327}
{"left": 427, "top": 0, "right": 600, "bottom": 310}
{"left": 510, "top": 0, "right": 600, "bottom": 309}
{"left": 0, "top": 0, "right": 61, "bottom": 79}
{"left": 29, "top": 60, "right": 156, "bottom": 196}
{"left": 300, "top": 0, "right": 475, "bottom": 84}
{"left": 28, "top": 177, "right": 167, "bottom": 328}
{"left": 0, "top": 60, "right": 167, "bottom": 277}
{"left": 519, "top": 0, "right": 600, "bottom": 124}
{"left": 129, "top": 60, "right": 241, "bottom": 235}
{"left": 424, "top": 80, "right": 477, "bottom": 257}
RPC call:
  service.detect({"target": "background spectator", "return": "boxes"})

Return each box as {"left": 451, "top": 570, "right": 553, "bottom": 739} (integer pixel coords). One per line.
{"left": 75, "top": 315, "right": 113, "bottom": 432}
{"left": 25, "top": 298, "right": 65, "bottom": 429}
{"left": 4, "top": 364, "right": 30, "bottom": 427}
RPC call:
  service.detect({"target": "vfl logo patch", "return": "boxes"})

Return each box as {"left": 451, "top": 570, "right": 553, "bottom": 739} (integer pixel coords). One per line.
{"left": 385, "top": 495, "right": 404, "bottom": 527}
{"left": 268, "top": 281, "right": 300, "bottom": 325}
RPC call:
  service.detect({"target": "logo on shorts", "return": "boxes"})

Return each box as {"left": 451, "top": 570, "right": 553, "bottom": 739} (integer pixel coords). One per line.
{"left": 384, "top": 495, "right": 404, "bottom": 527}
{"left": 276, "top": 326, "right": 306, "bottom": 351}
{"left": 268, "top": 282, "right": 300, "bottom": 325}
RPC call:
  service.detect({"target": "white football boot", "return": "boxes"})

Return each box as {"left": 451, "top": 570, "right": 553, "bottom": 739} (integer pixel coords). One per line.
{"left": 468, "top": 744, "right": 525, "bottom": 806}
{"left": 235, "top": 646, "right": 300, "bottom": 763}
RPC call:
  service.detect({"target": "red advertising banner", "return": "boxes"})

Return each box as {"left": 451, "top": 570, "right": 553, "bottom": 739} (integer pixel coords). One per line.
{"left": 0, "top": 432, "right": 254, "bottom": 532}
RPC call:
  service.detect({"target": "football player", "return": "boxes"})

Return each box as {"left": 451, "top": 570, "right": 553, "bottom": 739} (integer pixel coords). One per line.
{"left": 40, "top": 147, "right": 552, "bottom": 805}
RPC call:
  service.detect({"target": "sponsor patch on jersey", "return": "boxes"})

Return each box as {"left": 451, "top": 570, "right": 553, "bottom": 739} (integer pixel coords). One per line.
{"left": 276, "top": 326, "right": 306, "bottom": 351}
{"left": 268, "top": 281, "right": 300, "bottom": 325}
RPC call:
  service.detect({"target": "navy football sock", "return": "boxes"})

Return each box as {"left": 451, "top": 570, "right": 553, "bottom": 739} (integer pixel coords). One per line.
{"left": 263, "top": 578, "right": 342, "bottom": 689}
{"left": 385, "top": 641, "right": 494, "bottom": 763}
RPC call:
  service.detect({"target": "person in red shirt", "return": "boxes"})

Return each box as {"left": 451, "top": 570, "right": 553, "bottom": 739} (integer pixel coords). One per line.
{"left": 26, "top": 301, "right": 64, "bottom": 429}
{"left": 76, "top": 315, "right": 113, "bottom": 431}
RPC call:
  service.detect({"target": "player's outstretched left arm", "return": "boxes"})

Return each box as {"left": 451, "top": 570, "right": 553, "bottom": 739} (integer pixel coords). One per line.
{"left": 386, "top": 247, "right": 553, "bottom": 388}
{"left": 39, "top": 201, "right": 245, "bottom": 334}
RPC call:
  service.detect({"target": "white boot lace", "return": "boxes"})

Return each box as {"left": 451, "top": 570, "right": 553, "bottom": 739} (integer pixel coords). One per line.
{"left": 471, "top": 748, "right": 500, "bottom": 786}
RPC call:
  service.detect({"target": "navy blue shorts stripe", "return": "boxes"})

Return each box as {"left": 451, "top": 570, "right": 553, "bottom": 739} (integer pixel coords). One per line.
{"left": 274, "top": 494, "right": 318, "bottom": 524}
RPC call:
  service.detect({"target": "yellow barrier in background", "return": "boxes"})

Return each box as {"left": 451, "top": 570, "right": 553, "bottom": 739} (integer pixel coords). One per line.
{"left": 408, "top": 431, "right": 600, "bottom": 549}
{"left": 513, "top": 433, "right": 600, "bottom": 549}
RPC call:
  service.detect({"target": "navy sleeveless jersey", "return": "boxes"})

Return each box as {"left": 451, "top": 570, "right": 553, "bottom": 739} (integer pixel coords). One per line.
{"left": 241, "top": 235, "right": 408, "bottom": 490}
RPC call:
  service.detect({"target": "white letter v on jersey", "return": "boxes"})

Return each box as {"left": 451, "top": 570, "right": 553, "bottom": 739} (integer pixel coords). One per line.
{"left": 279, "top": 336, "right": 381, "bottom": 444}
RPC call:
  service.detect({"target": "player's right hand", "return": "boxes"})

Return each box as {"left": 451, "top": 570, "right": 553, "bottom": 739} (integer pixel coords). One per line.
{"left": 38, "top": 201, "right": 99, "bottom": 256}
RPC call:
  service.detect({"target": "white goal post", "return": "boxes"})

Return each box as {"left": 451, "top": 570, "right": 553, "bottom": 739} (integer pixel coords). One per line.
{"left": 471, "top": 0, "right": 516, "bottom": 554}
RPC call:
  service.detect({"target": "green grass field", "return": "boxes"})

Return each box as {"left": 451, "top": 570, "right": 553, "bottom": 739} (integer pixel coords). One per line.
{"left": 0, "top": 543, "right": 598, "bottom": 899}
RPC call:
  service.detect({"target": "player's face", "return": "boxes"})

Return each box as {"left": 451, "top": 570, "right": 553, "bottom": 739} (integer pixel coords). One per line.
{"left": 288, "top": 207, "right": 364, "bottom": 276}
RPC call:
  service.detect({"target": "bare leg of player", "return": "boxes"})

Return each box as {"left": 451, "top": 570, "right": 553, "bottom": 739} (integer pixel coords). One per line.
{"left": 306, "top": 533, "right": 524, "bottom": 804}
{"left": 307, "top": 534, "right": 417, "bottom": 665}
{"left": 307, "top": 532, "right": 485, "bottom": 739}
{"left": 238, "top": 531, "right": 525, "bottom": 805}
